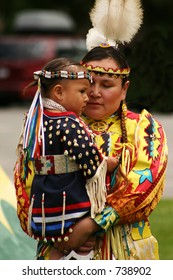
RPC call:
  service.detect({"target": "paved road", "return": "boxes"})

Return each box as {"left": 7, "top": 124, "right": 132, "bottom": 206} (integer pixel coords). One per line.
{"left": 0, "top": 105, "right": 172, "bottom": 198}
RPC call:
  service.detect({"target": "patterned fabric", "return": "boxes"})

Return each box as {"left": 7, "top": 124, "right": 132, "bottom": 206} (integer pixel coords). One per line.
{"left": 83, "top": 109, "right": 168, "bottom": 260}
{"left": 14, "top": 154, "right": 34, "bottom": 234}
{"left": 33, "top": 155, "right": 80, "bottom": 175}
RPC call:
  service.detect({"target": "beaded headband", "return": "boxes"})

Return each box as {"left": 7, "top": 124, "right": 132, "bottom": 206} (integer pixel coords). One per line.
{"left": 33, "top": 70, "right": 92, "bottom": 82}
{"left": 82, "top": 63, "right": 130, "bottom": 78}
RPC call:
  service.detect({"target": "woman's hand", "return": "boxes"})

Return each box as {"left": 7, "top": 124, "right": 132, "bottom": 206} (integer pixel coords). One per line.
{"left": 50, "top": 217, "right": 100, "bottom": 259}
{"left": 106, "top": 156, "right": 119, "bottom": 173}
{"left": 75, "top": 236, "right": 98, "bottom": 255}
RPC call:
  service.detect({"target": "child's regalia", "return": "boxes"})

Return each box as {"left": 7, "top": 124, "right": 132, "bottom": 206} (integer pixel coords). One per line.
{"left": 14, "top": 70, "right": 108, "bottom": 260}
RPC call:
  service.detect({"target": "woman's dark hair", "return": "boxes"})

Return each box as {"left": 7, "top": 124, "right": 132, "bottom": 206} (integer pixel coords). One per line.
{"left": 82, "top": 46, "right": 129, "bottom": 67}
{"left": 82, "top": 46, "right": 128, "bottom": 67}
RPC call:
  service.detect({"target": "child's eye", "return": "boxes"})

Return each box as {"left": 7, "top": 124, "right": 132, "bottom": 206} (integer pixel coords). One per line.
{"left": 80, "top": 89, "right": 87, "bottom": 94}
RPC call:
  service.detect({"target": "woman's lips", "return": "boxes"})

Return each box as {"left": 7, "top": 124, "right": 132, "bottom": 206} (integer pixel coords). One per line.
{"left": 88, "top": 102, "right": 102, "bottom": 106}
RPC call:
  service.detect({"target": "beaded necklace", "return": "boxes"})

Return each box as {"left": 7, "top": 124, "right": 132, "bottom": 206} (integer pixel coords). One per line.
{"left": 42, "top": 98, "right": 67, "bottom": 112}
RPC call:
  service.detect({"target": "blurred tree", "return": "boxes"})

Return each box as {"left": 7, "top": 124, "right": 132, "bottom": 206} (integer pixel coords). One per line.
{"left": 125, "top": 0, "right": 173, "bottom": 112}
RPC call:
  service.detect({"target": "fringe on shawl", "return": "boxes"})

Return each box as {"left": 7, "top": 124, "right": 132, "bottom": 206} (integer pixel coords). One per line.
{"left": 102, "top": 225, "right": 130, "bottom": 260}
{"left": 85, "top": 157, "right": 107, "bottom": 218}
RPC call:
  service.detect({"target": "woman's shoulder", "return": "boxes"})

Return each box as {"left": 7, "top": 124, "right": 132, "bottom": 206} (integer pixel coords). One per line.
{"left": 126, "top": 109, "right": 166, "bottom": 137}
{"left": 127, "top": 109, "right": 159, "bottom": 123}
{"left": 127, "top": 109, "right": 166, "bottom": 143}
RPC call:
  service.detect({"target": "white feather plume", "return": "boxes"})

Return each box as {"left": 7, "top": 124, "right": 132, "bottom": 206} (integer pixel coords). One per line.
{"left": 87, "top": 0, "right": 143, "bottom": 50}
{"left": 86, "top": 27, "right": 118, "bottom": 51}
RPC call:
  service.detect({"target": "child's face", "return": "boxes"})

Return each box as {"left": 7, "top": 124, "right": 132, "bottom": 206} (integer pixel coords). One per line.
{"left": 60, "top": 79, "right": 90, "bottom": 116}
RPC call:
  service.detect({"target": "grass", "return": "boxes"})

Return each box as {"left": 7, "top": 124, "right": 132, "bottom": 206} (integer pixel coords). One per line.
{"left": 149, "top": 199, "right": 173, "bottom": 260}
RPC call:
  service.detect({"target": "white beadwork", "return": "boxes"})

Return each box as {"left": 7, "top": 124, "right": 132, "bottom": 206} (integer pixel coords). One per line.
{"left": 43, "top": 98, "right": 66, "bottom": 112}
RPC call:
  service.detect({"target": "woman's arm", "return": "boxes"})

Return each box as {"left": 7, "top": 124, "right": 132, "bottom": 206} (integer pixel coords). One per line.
{"left": 107, "top": 110, "right": 168, "bottom": 224}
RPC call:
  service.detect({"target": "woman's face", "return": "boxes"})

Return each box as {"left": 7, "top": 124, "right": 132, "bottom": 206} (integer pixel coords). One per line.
{"left": 83, "top": 58, "right": 129, "bottom": 120}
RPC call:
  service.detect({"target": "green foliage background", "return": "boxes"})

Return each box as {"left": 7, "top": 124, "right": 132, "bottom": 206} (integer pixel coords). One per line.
{"left": 0, "top": 0, "right": 172, "bottom": 112}
{"left": 150, "top": 199, "right": 173, "bottom": 260}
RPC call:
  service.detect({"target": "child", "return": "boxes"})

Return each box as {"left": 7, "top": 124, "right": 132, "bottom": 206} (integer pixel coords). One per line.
{"left": 14, "top": 57, "right": 118, "bottom": 259}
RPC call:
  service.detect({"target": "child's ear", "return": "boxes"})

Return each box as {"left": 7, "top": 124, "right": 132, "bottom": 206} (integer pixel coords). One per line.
{"left": 53, "top": 84, "right": 64, "bottom": 101}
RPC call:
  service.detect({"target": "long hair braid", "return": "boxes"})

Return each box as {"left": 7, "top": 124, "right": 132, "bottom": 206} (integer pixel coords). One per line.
{"left": 108, "top": 100, "right": 129, "bottom": 196}
{"left": 120, "top": 100, "right": 128, "bottom": 144}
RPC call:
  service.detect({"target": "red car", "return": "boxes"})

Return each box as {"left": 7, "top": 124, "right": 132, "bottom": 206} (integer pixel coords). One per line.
{"left": 0, "top": 35, "right": 87, "bottom": 103}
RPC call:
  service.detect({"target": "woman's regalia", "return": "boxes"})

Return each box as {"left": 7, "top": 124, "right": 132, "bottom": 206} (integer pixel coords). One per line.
{"left": 81, "top": 0, "right": 168, "bottom": 259}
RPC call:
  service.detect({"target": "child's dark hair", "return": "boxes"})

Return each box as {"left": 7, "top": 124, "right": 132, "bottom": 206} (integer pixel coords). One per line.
{"left": 24, "top": 57, "right": 85, "bottom": 97}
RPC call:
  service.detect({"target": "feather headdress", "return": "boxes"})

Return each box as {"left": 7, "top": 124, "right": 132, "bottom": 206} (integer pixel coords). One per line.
{"left": 86, "top": 0, "right": 143, "bottom": 50}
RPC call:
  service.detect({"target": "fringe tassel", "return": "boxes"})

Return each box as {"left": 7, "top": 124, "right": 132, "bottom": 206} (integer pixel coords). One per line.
{"left": 41, "top": 193, "right": 45, "bottom": 238}
{"left": 85, "top": 158, "right": 107, "bottom": 218}
{"left": 121, "top": 148, "right": 130, "bottom": 175}
{"left": 103, "top": 225, "right": 129, "bottom": 260}
{"left": 115, "top": 142, "right": 135, "bottom": 175}
{"left": 27, "top": 194, "right": 35, "bottom": 236}
{"left": 61, "top": 191, "right": 66, "bottom": 235}
{"left": 112, "top": 226, "right": 126, "bottom": 259}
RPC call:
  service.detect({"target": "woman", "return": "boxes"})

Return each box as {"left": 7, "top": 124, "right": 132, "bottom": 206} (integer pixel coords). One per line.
{"left": 54, "top": 45, "right": 168, "bottom": 260}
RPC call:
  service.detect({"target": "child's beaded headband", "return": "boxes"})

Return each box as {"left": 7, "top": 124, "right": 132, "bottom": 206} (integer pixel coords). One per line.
{"left": 33, "top": 70, "right": 92, "bottom": 82}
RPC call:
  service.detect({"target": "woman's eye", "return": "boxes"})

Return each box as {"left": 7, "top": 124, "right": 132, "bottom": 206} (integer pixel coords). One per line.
{"left": 103, "top": 84, "right": 111, "bottom": 88}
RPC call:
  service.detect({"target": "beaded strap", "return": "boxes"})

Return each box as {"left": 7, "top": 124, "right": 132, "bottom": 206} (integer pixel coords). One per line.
{"left": 34, "top": 70, "right": 92, "bottom": 82}
{"left": 33, "top": 154, "right": 80, "bottom": 175}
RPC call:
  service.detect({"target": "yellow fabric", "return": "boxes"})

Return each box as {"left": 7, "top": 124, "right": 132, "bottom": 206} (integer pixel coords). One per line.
{"left": 131, "top": 220, "right": 151, "bottom": 240}
{"left": 99, "top": 223, "right": 159, "bottom": 260}
{"left": 25, "top": 161, "right": 35, "bottom": 197}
